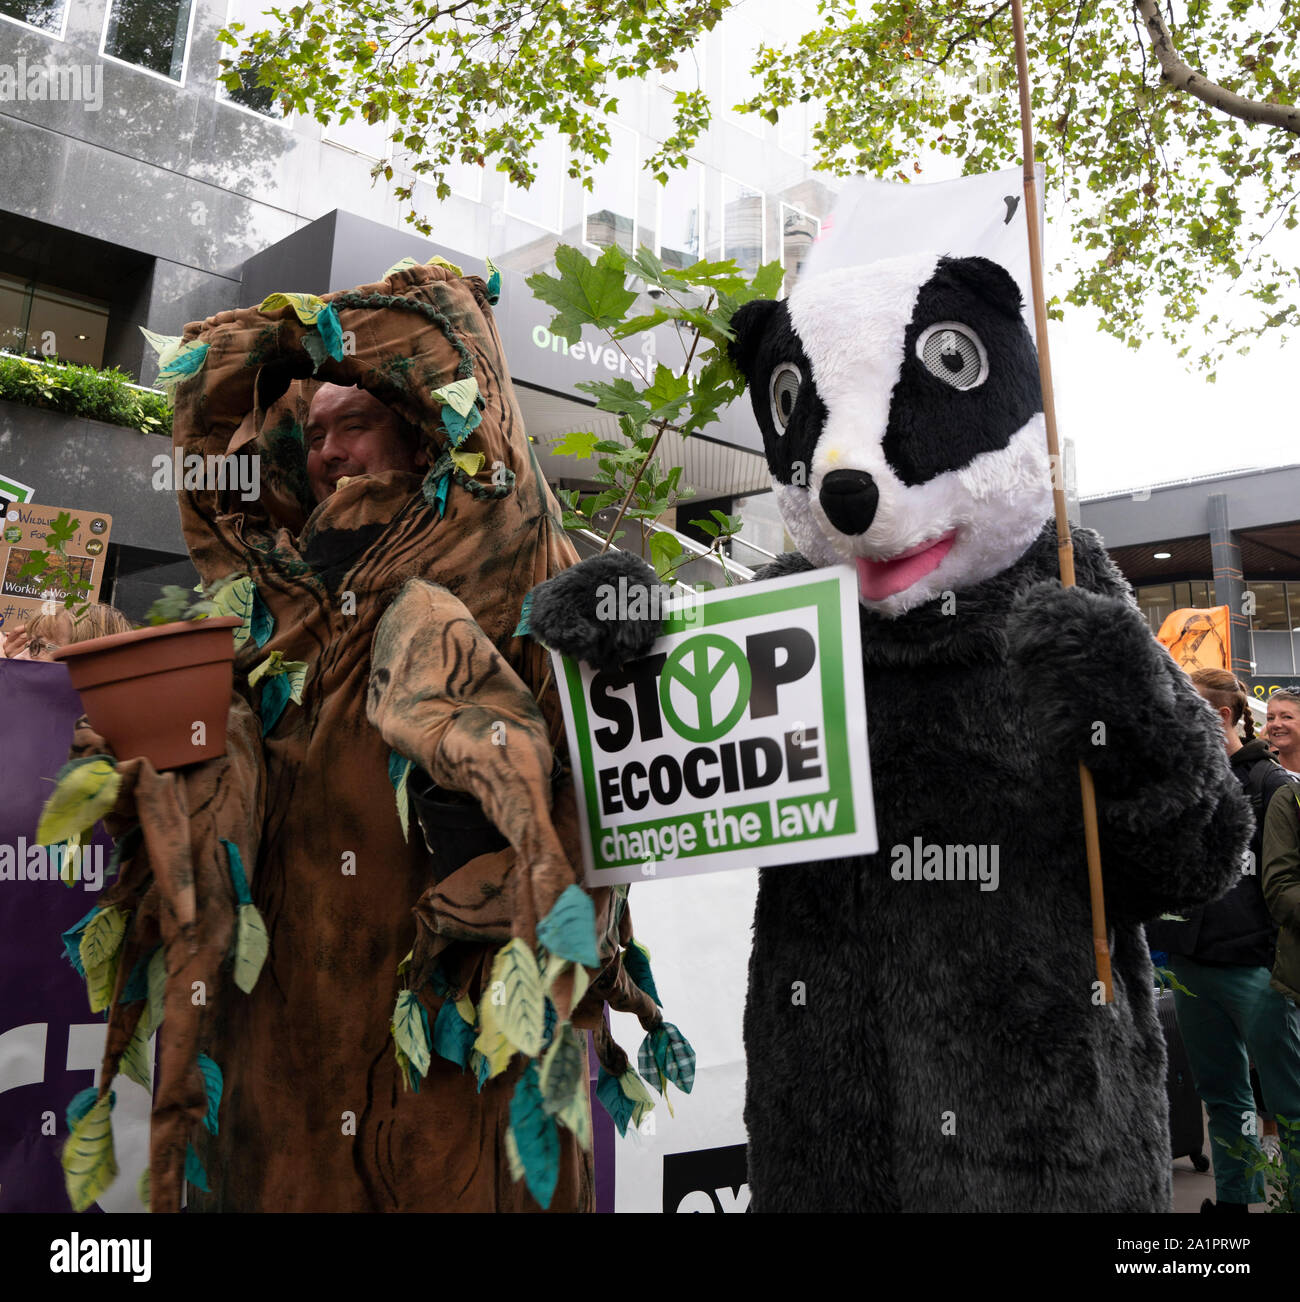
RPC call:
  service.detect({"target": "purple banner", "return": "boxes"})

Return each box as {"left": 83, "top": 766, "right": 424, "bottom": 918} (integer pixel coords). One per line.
{"left": 0, "top": 659, "right": 117, "bottom": 1212}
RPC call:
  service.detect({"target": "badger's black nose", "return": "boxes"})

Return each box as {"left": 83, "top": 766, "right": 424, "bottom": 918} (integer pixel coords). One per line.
{"left": 819, "top": 469, "right": 879, "bottom": 536}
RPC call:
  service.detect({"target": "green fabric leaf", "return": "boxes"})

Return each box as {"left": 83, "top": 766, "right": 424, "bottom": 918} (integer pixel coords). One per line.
{"left": 539, "top": 1023, "right": 584, "bottom": 1117}
{"left": 486, "top": 255, "right": 502, "bottom": 304}
{"left": 509, "top": 1063, "right": 560, "bottom": 1208}
{"left": 428, "top": 377, "right": 480, "bottom": 417}
{"left": 394, "top": 764, "right": 411, "bottom": 843}
{"left": 79, "top": 906, "right": 124, "bottom": 981}
{"left": 490, "top": 938, "right": 545, "bottom": 1057}
{"left": 556, "top": 1085, "right": 591, "bottom": 1151}
{"left": 155, "top": 340, "right": 209, "bottom": 392}
{"left": 622, "top": 938, "right": 662, "bottom": 1007}
{"left": 258, "top": 673, "right": 291, "bottom": 735}
{"left": 617, "top": 1066, "right": 656, "bottom": 1128}
{"left": 525, "top": 243, "right": 637, "bottom": 345}
{"left": 233, "top": 902, "right": 269, "bottom": 994}
{"left": 259, "top": 291, "right": 326, "bottom": 323}
{"left": 222, "top": 838, "right": 252, "bottom": 907}
{"left": 432, "top": 998, "right": 476, "bottom": 1070}
{"left": 184, "top": 1144, "right": 210, "bottom": 1193}
{"left": 85, "top": 955, "right": 118, "bottom": 1015}
{"left": 595, "top": 1066, "right": 639, "bottom": 1138}
{"left": 638, "top": 1021, "right": 696, "bottom": 1095}
{"left": 384, "top": 256, "right": 420, "bottom": 279}
{"left": 145, "top": 947, "right": 166, "bottom": 1035}
{"left": 249, "top": 588, "right": 274, "bottom": 648}
{"left": 537, "top": 885, "right": 600, "bottom": 969}
{"left": 472, "top": 991, "right": 516, "bottom": 1084}
{"left": 65, "top": 1086, "right": 100, "bottom": 1131}
{"left": 394, "top": 1042, "right": 420, "bottom": 1094}
{"left": 139, "top": 327, "right": 183, "bottom": 368}
{"left": 504, "top": 1125, "right": 525, "bottom": 1182}
{"left": 316, "top": 303, "right": 344, "bottom": 361}
{"left": 392, "top": 989, "right": 432, "bottom": 1079}
{"left": 62, "top": 1092, "right": 117, "bottom": 1212}
{"left": 138, "top": 1166, "right": 150, "bottom": 1211}
{"left": 197, "top": 1053, "right": 222, "bottom": 1135}
{"left": 211, "top": 575, "right": 254, "bottom": 650}
{"left": 301, "top": 329, "right": 328, "bottom": 372}
{"left": 513, "top": 590, "right": 533, "bottom": 639}
{"left": 61, "top": 904, "right": 100, "bottom": 978}
{"left": 118, "top": 1015, "right": 152, "bottom": 1091}
{"left": 37, "top": 758, "right": 121, "bottom": 846}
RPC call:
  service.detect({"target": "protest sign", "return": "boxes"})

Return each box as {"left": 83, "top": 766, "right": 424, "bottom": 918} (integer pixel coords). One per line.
{"left": 0, "top": 473, "right": 35, "bottom": 507}
{"left": 553, "top": 566, "right": 876, "bottom": 886}
{"left": 0, "top": 502, "right": 112, "bottom": 633}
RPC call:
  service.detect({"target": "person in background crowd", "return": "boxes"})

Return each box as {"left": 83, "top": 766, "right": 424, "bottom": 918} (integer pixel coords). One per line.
{"left": 1266, "top": 689, "right": 1300, "bottom": 777}
{"left": 1, "top": 604, "right": 133, "bottom": 661}
{"left": 1147, "top": 667, "right": 1300, "bottom": 1213}
{"left": 1263, "top": 751, "right": 1300, "bottom": 1180}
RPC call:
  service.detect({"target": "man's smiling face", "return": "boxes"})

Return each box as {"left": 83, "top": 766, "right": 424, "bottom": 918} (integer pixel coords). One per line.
{"left": 305, "top": 383, "right": 427, "bottom": 503}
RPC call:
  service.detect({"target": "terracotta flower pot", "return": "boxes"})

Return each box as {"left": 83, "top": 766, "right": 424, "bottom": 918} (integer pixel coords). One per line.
{"left": 52, "top": 616, "right": 242, "bottom": 770}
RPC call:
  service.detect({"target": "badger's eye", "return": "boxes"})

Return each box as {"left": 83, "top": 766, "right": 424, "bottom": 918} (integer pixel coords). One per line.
{"left": 769, "top": 363, "right": 802, "bottom": 432}
{"left": 915, "top": 322, "right": 988, "bottom": 390}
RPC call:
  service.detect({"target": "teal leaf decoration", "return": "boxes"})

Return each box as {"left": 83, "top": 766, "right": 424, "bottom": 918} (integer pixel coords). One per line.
{"left": 155, "top": 340, "right": 209, "bottom": 392}
{"left": 473, "top": 1049, "right": 491, "bottom": 1093}
{"left": 513, "top": 591, "right": 533, "bottom": 639}
{"left": 65, "top": 1085, "right": 101, "bottom": 1131}
{"left": 422, "top": 464, "right": 452, "bottom": 518}
{"left": 118, "top": 950, "right": 154, "bottom": 1005}
{"left": 486, "top": 255, "right": 501, "bottom": 304}
{"left": 537, "top": 884, "right": 599, "bottom": 969}
{"left": 637, "top": 1021, "right": 696, "bottom": 1095}
{"left": 509, "top": 1063, "right": 560, "bottom": 1209}
{"left": 259, "top": 672, "right": 291, "bottom": 735}
{"left": 388, "top": 751, "right": 415, "bottom": 843}
{"left": 539, "top": 1024, "right": 585, "bottom": 1116}
{"left": 316, "top": 302, "right": 344, "bottom": 360}
{"left": 622, "top": 938, "right": 661, "bottom": 1008}
{"left": 595, "top": 1067, "right": 643, "bottom": 1138}
{"left": 197, "top": 1053, "right": 223, "bottom": 1135}
{"left": 184, "top": 1144, "right": 210, "bottom": 1193}
{"left": 61, "top": 904, "right": 99, "bottom": 977}
{"left": 441, "top": 401, "right": 482, "bottom": 447}
{"left": 432, "top": 999, "right": 476, "bottom": 1070}
{"left": 249, "top": 588, "right": 274, "bottom": 648}
{"left": 387, "top": 749, "right": 415, "bottom": 789}
{"left": 222, "top": 838, "right": 252, "bottom": 907}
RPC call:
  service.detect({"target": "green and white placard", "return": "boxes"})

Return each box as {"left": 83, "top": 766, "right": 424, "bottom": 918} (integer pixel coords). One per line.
{"left": 0, "top": 473, "right": 35, "bottom": 506}
{"left": 552, "top": 566, "right": 876, "bottom": 885}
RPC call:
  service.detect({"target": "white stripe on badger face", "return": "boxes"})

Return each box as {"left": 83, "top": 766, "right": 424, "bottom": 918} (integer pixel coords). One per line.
{"left": 782, "top": 256, "right": 1054, "bottom": 616}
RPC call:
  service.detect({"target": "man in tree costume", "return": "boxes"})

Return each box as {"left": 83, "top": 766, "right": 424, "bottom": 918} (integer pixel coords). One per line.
{"left": 59, "top": 262, "right": 680, "bottom": 1213}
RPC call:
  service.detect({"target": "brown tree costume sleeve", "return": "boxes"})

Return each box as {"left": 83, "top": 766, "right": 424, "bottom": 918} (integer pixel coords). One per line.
{"left": 63, "top": 260, "right": 675, "bottom": 1213}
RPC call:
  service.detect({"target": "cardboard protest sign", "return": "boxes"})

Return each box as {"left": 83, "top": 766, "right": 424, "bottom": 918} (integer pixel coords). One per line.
{"left": 0, "top": 502, "right": 112, "bottom": 633}
{"left": 553, "top": 566, "right": 876, "bottom": 886}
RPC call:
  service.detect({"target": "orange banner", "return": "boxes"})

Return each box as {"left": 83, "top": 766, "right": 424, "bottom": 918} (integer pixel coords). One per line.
{"left": 1157, "top": 605, "right": 1230, "bottom": 672}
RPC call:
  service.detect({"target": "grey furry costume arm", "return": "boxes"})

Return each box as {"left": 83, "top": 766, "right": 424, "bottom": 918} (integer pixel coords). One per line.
{"left": 1005, "top": 533, "right": 1250, "bottom": 925}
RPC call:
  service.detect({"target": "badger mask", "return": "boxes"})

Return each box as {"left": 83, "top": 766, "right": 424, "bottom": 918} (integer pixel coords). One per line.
{"left": 729, "top": 254, "right": 1054, "bottom": 617}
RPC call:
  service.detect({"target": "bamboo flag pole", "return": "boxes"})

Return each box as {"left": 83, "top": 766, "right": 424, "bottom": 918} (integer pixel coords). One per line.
{"left": 1009, "top": 0, "right": 1114, "bottom": 1003}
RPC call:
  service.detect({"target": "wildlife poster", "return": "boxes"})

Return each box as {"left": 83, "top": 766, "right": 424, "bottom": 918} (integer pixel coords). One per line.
{"left": 0, "top": 503, "right": 112, "bottom": 632}
{"left": 552, "top": 567, "right": 876, "bottom": 886}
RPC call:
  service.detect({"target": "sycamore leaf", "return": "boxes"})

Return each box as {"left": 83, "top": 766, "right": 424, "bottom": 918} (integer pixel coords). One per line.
{"left": 62, "top": 1092, "right": 117, "bottom": 1212}
{"left": 525, "top": 243, "right": 637, "bottom": 345}
{"left": 233, "top": 903, "right": 268, "bottom": 994}
{"left": 509, "top": 1064, "right": 560, "bottom": 1208}
{"left": 392, "top": 989, "right": 432, "bottom": 1079}
{"left": 552, "top": 429, "right": 600, "bottom": 459}
{"left": 536, "top": 885, "right": 600, "bottom": 969}
{"left": 539, "top": 1023, "right": 585, "bottom": 1117}
{"left": 37, "top": 759, "right": 120, "bottom": 846}
{"left": 650, "top": 529, "right": 683, "bottom": 579}
{"left": 490, "top": 938, "right": 545, "bottom": 1057}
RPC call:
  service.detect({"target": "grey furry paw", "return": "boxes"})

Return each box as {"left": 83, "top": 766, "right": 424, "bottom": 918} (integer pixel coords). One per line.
{"left": 527, "top": 552, "right": 665, "bottom": 672}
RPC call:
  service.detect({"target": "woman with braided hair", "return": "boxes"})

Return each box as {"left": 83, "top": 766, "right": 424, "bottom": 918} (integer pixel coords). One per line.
{"left": 1148, "top": 667, "right": 1300, "bottom": 1212}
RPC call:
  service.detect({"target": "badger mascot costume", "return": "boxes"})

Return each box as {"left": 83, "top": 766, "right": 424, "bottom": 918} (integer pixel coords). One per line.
{"left": 531, "top": 253, "right": 1251, "bottom": 1212}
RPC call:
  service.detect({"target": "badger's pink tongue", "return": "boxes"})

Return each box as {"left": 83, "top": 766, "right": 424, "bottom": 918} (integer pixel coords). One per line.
{"left": 856, "top": 531, "right": 957, "bottom": 601}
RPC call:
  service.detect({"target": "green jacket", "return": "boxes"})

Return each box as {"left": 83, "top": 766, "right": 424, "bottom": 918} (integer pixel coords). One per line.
{"left": 1262, "top": 784, "right": 1300, "bottom": 1003}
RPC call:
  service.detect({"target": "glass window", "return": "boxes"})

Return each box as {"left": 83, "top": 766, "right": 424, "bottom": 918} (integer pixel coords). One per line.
{"left": 0, "top": 272, "right": 29, "bottom": 355}
{"left": 654, "top": 163, "right": 703, "bottom": 270}
{"left": 504, "top": 133, "right": 566, "bottom": 233}
{"left": 780, "top": 202, "right": 820, "bottom": 295}
{"left": 722, "top": 176, "right": 765, "bottom": 276}
{"left": 722, "top": 18, "right": 766, "bottom": 136}
{"left": 103, "top": 0, "right": 194, "bottom": 82}
{"left": 0, "top": 1, "right": 66, "bottom": 34}
{"left": 323, "top": 110, "right": 391, "bottom": 160}
{"left": 0, "top": 274, "right": 108, "bottom": 367}
{"left": 219, "top": 0, "right": 285, "bottom": 117}
{"left": 585, "top": 123, "right": 638, "bottom": 255}
{"left": 1248, "top": 580, "right": 1289, "bottom": 632}
{"left": 1135, "top": 584, "right": 1175, "bottom": 635}
{"left": 1189, "top": 580, "right": 1213, "bottom": 608}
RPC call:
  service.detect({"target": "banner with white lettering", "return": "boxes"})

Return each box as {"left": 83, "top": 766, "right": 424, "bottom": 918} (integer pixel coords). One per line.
{"left": 553, "top": 567, "right": 876, "bottom": 887}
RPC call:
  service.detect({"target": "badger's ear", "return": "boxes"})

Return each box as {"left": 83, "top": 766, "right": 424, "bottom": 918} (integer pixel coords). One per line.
{"left": 938, "top": 256, "right": 1025, "bottom": 319}
{"left": 728, "top": 298, "right": 781, "bottom": 378}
